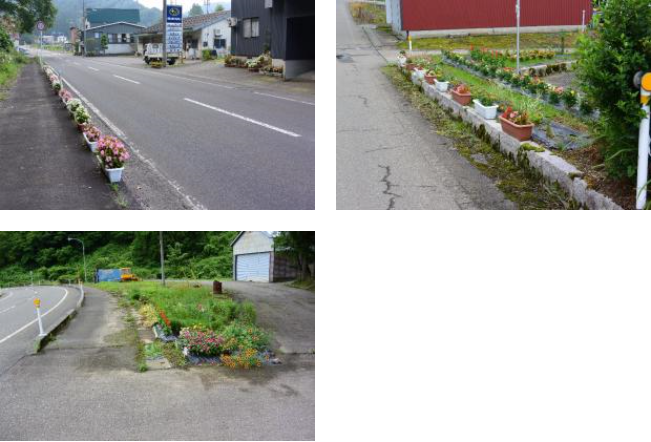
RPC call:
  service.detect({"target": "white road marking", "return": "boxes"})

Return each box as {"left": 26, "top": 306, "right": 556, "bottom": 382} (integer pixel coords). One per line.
{"left": 0, "top": 305, "right": 16, "bottom": 314}
{"left": 0, "top": 292, "right": 14, "bottom": 303}
{"left": 61, "top": 78, "right": 206, "bottom": 209}
{"left": 0, "top": 288, "right": 69, "bottom": 345}
{"left": 184, "top": 98, "right": 301, "bottom": 138}
{"left": 73, "top": 62, "right": 80, "bottom": 65}
{"left": 88, "top": 66, "right": 99, "bottom": 71}
{"left": 113, "top": 74, "right": 140, "bottom": 84}
{"left": 254, "top": 91, "right": 315, "bottom": 106}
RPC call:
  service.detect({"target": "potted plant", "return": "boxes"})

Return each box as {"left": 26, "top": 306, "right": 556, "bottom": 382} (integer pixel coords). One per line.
{"left": 473, "top": 93, "right": 499, "bottom": 120}
{"left": 398, "top": 50, "right": 407, "bottom": 66}
{"left": 451, "top": 84, "right": 472, "bottom": 106}
{"left": 59, "top": 89, "right": 72, "bottom": 104}
{"left": 83, "top": 125, "right": 102, "bottom": 152}
{"left": 97, "top": 136, "right": 130, "bottom": 183}
{"left": 66, "top": 98, "right": 82, "bottom": 115}
{"left": 434, "top": 73, "right": 449, "bottom": 92}
{"left": 561, "top": 88, "right": 578, "bottom": 109}
{"left": 548, "top": 87, "right": 563, "bottom": 105}
{"left": 51, "top": 80, "right": 61, "bottom": 94}
{"left": 73, "top": 106, "right": 91, "bottom": 131}
{"left": 499, "top": 106, "right": 535, "bottom": 141}
{"left": 405, "top": 58, "right": 415, "bottom": 71}
{"left": 424, "top": 69, "right": 436, "bottom": 84}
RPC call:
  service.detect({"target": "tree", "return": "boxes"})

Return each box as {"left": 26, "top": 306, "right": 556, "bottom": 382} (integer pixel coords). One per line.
{"left": 187, "top": 3, "right": 203, "bottom": 17}
{"left": 275, "top": 232, "right": 315, "bottom": 280}
{"left": 0, "top": 0, "right": 57, "bottom": 34}
{"left": 215, "top": 5, "right": 224, "bottom": 12}
{"left": 576, "top": 0, "right": 651, "bottom": 179}
{"left": 100, "top": 33, "right": 108, "bottom": 55}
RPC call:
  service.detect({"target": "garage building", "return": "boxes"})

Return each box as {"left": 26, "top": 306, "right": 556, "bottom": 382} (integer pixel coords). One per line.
{"left": 231, "top": 231, "right": 298, "bottom": 282}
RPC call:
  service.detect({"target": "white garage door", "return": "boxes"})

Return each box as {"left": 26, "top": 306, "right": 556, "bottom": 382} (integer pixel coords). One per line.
{"left": 236, "top": 253, "right": 271, "bottom": 282}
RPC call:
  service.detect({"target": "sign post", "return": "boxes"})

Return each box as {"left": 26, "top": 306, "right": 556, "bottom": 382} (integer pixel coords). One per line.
{"left": 36, "top": 21, "right": 45, "bottom": 65}
{"left": 515, "top": 0, "right": 521, "bottom": 73}
{"left": 164, "top": 4, "right": 183, "bottom": 68}
{"left": 635, "top": 72, "right": 651, "bottom": 209}
{"left": 34, "top": 298, "right": 46, "bottom": 337}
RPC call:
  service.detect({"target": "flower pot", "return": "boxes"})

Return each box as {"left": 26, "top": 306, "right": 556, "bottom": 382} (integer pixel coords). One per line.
{"left": 451, "top": 89, "right": 472, "bottom": 106}
{"left": 434, "top": 80, "right": 449, "bottom": 92}
{"left": 415, "top": 69, "right": 425, "bottom": 80}
{"left": 424, "top": 74, "right": 436, "bottom": 85}
{"left": 473, "top": 100, "right": 499, "bottom": 120}
{"left": 76, "top": 123, "right": 86, "bottom": 132}
{"left": 499, "top": 116, "right": 534, "bottom": 141}
{"left": 406, "top": 63, "right": 415, "bottom": 71}
{"left": 104, "top": 167, "right": 124, "bottom": 183}
{"left": 83, "top": 132, "right": 98, "bottom": 152}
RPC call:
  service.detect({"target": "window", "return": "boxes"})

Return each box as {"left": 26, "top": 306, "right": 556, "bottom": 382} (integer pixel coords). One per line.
{"left": 252, "top": 18, "right": 260, "bottom": 37}
{"left": 121, "top": 34, "right": 127, "bottom": 43}
{"left": 243, "top": 19, "right": 251, "bottom": 38}
{"left": 107, "top": 33, "right": 115, "bottom": 43}
{"left": 94, "top": 32, "right": 100, "bottom": 38}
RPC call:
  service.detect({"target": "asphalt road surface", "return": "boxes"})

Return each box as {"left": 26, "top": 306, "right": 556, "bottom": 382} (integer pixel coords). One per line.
{"left": 0, "top": 286, "right": 80, "bottom": 375}
{"left": 40, "top": 51, "right": 315, "bottom": 210}
{"left": 336, "top": 0, "right": 513, "bottom": 209}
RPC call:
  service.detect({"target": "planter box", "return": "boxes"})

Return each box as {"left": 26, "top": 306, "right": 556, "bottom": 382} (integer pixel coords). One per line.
{"left": 83, "top": 131, "right": 99, "bottom": 152}
{"left": 499, "top": 116, "right": 534, "bottom": 141}
{"left": 434, "top": 80, "right": 449, "bottom": 92}
{"left": 104, "top": 166, "right": 124, "bottom": 183}
{"left": 473, "top": 100, "right": 499, "bottom": 120}
{"left": 424, "top": 74, "right": 436, "bottom": 85}
{"left": 451, "top": 89, "right": 472, "bottom": 106}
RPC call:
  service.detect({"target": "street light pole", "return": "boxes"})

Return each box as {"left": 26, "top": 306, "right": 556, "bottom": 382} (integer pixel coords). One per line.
{"left": 159, "top": 231, "right": 166, "bottom": 286}
{"left": 68, "top": 237, "right": 87, "bottom": 283}
{"left": 82, "top": 0, "right": 86, "bottom": 56}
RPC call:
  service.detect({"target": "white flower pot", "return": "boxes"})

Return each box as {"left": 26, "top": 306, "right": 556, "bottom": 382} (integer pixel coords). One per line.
{"left": 104, "top": 167, "right": 124, "bottom": 183}
{"left": 473, "top": 100, "right": 499, "bottom": 120}
{"left": 415, "top": 69, "right": 425, "bottom": 80}
{"left": 397, "top": 56, "right": 406, "bottom": 66}
{"left": 435, "top": 80, "right": 449, "bottom": 92}
{"left": 83, "top": 132, "right": 98, "bottom": 152}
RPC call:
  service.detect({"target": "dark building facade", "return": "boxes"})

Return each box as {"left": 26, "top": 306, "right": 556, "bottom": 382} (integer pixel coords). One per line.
{"left": 231, "top": 0, "right": 314, "bottom": 79}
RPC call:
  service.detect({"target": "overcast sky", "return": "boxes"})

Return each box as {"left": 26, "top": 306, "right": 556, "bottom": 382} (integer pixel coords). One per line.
{"left": 136, "top": 0, "right": 230, "bottom": 13}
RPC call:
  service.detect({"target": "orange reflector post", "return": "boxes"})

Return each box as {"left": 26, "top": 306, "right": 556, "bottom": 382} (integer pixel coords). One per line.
{"left": 33, "top": 298, "right": 40, "bottom": 308}
{"left": 642, "top": 73, "right": 651, "bottom": 92}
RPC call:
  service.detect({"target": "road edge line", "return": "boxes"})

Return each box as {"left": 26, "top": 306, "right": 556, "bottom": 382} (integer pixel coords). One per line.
{"left": 61, "top": 77, "right": 206, "bottom": 210}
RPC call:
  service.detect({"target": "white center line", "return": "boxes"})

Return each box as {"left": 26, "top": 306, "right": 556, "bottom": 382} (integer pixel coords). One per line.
{"left": 88, "top": 66, "right": 99, "bottom": 71}
{"left": 184, "top": 98, "right": 301, "bottom": 138}
{"left": 0, "top": 305, "right": 15, "bottom": 314}
{"left": 113, "top": 75, "right": 140, "bottom": 85}
{"left": 0, "top": 288, "right": 69, "bottom": 345}
{"left": 254, "top": 91, "right": 315, "bottom": 106}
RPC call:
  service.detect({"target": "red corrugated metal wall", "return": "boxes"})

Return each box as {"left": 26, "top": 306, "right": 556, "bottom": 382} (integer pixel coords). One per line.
{"left": 401, "top": 0, "right": 593, "bottom": 31}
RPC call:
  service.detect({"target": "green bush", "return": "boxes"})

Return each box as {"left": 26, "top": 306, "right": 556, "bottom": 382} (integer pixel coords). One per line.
{"left": 202, "top": 49, "right": 213, "bottom": 61}
{"left": 576, "top": 0, "right": 651, "bottom": 179}
{"left": 221, "top": 322, "right": 270, "bottom": 352}
{"left": 239, "top": 302, "right": 257, "bottom": 325}
{"left": 0, "top": 27, "right": 13, "bottom": 52}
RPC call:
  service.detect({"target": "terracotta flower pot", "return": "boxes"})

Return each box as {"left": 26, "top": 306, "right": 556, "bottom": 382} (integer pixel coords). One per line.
{"left": 424, "top": 74, "right": 436, "bottom": 85}
{"left": 406, "top": 63, "right": 415, "bottom": 71}
{"left": 499, "top": 116, "right": 534, "bottom": 141}
{"left": 451, "top": 89, "right": 472, "bottom": 106}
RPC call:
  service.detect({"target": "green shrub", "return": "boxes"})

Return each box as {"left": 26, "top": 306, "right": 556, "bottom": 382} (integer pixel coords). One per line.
{"left": 221, "top": 322, "right": 270, "bottom": 352}
{"left": 239, "top": 302, "right": 257, "bottom": 325}
{"left": 0, "top": 27, "right": 13, "bottom": 52}
{"left": 202, "top": 49, "right": 213, "bottom": 61}
{"left": 576, "top": 0, "right": 651, "bottom": 179}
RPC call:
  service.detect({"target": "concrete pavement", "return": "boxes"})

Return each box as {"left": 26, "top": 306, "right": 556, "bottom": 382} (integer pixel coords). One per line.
{"left": 0, "top": 287, "right": 315, "bottom": 440}
{"left": 0, "top": 62, "right": 118, "bottom": 209}
{"left": 0, "top": 285, "right": 82, "bottom": 375}
{"left": 42, "top": 51, "right": 314, "bottom": 210}
{"left": 336, "top": 0, "right": 514, "bottom": 209}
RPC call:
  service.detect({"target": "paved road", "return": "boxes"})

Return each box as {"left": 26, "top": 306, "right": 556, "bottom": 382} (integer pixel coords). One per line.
{"left": 40, "top": 51, "right": 314, "bottom": 210}
{"left": 0, "top": 287, "right": 315, "bottom": 440}
{"left": 336, "top": 0, "right": 514, "bottom": 209}
{"left": 0, "top": 286, "right": 80, "bottom": 375}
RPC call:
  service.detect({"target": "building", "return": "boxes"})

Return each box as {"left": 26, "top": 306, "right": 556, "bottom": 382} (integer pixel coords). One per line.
{"left": 230, "top": 0, "right": 314, "bottom": 79}
{"left": 386, "top": 0, "right": 593, "bottom": 38}
{"left": 231, "top": 231, "right": 298, "bottom": 283}
{"left": 136, "top": 11, "right": 231, "bottom": 58}
{"left": 81, "top": 8, "right": 143, "bottom": 55}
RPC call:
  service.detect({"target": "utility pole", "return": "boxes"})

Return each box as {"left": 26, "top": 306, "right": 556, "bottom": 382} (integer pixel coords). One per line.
{"left": 82, "top": 0, "right": 86, "bottom": 56}
{"left": 159, "top": 231, "right": 166, "bottom": 286}
{"left": 162, "top": 0, "right": 167, "bottom": 68}
{"left": 516, "top": 0, "right": 521, "bottom": 73}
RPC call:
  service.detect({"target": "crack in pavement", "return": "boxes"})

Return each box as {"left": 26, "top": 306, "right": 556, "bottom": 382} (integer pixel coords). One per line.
{"left": 378, "top": 165, "right": 401, "bottom": 210}
{"left": 365, "top": 146, "right": 401, "bottom": 154}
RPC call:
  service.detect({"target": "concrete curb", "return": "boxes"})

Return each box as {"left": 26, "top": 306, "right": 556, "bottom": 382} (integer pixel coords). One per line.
{"left": 33, "top": 285, "right": 86, "bottom": 354}
{"left": 403, "top": 67, "right": 622, "bottom": 210}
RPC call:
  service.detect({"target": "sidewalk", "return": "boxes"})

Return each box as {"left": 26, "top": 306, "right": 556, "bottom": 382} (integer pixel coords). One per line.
{"left": 0, "top": 62, "right": 117, "bottom": 209}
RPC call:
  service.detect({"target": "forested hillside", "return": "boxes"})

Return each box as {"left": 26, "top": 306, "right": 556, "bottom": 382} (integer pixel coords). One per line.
{"left": 0, "top": 232, "right": 238, "bottom": 285}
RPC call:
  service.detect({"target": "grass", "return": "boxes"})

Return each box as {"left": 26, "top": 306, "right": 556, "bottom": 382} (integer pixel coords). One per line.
{"left": 288, "top": 278, "right": 315, "bottom": 292}
{"left": 349, "top": 2, "right": 386, "bottom": 24}
{"left": 93, "top": 281, "right": 256, "bottom": 333}
{"left": 398, "top": 32, "right": 580, "bottom": 51}
{"left": 0, "top": 50, "right": 29, "bottom": 97}
{"left": 162, "top": 342, "right": 188, "bottom": 368}
{"left": 433, "top": 58, "right": 588, "bottom": 131}
{"left": 383, "top": 65, "right": 578, "bottom": 209}
{"left": 144, "top": 341, "right": 163, "bottom": 359}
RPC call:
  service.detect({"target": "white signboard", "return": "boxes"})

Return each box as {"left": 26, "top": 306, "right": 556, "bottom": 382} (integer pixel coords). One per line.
{"left": 166, "top": 6, "right": 183, "bottom": 54}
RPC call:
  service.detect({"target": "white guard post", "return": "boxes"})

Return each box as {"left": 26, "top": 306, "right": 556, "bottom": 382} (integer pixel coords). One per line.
{"left": 35, "top": 298, "right": 46, "bottom": 337}
{"left": 637, "top": 73, "right": 651, "bottom": 209}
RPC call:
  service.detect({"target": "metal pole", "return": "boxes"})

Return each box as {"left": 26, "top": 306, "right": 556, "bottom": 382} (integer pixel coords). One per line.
{"left": 159, "top": 231, "right": 165, "bottom": 286}
{"left": 39, "top": 30, "right": 42, "bottom": 65}
{"left": 516, "top": 0, "right": 521, "bottom": 73}
{"left": 37, "top": 306, "right": 46, "bottom": 336}
{"left": 162, "top": 0, "right": 167, "bottom": 68}
{"left": 82, "top": 0, "right": 86, "bottom": 56}
{"left": 637, "top": 88, "right": 650, "bottom": 209}
{"left": 81, "top": 242, "right": 87, "bottom": 283}
{"left": 582, "top": 10, "right": 586, "bottom": 32}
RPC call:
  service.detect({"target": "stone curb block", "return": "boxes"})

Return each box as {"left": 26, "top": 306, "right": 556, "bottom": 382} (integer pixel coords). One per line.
{"left": 33, "top": 285, "right": 86, "bottom": 354}
{"left": 403, "top": 68, "right": 623, "bottom": 210}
